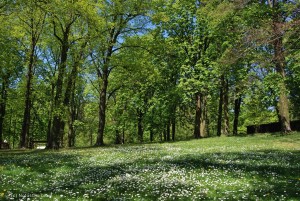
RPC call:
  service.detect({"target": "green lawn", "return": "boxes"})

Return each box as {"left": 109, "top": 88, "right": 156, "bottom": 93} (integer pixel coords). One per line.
{"left": 1, "top": 133, "right": 300, "bottom": 200}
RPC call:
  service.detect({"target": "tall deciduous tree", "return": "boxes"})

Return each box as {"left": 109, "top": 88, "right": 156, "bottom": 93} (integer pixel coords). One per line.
{"left": 17, "top": 0, "right": 46, "bottom": 148}
{"left": 268, "top": 0, "right": 291, "bottom": 132}
{"left": 243, "top": 0, "right": 299, "bottom": 133}
{"left": 0, "top": 2, "right": 22, "bottom": 147}
{"left": 47, "top": 0, "right": 80, "bottom": 148}
{"left": 89, "top": 0, "right": 150, "bottom": 146}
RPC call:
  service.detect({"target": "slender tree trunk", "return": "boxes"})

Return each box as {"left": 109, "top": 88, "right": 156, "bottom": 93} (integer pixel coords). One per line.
{"left": 8, "top": 108, "right": 12, "bottom": 145}
{"left": 65, "top": 43, "right": 85, "bottom": 147}
{"left": 166, "top": 120, "right": 171, "bottom": 141}
{"left": 272, "top": 8, "right": 291, "bottom": 133}
{"left": 206, "top": 109, "right": 210, "bottom": 137}
{"left": 200, "top": 95, "right": 207, "bottom": 138}
{"left": 68, "top": 106, "right": 76, "bottom": 147}
{"left": 163, "top": 126, "right": 167, "bottom": 141}
{"left": 47, "top": 16, "right": 77, "bottom": 149}
{"left": 95, "top": 68, "right": 108, "bottom": 146}
{"left": 150, "top": 128, "right": 154, "bottom": 142}
{"left": 171, "top": 115, "right": 176, "bottom": 141}
{"left": 122, "top": 126, "right": 125, "bottom": 144}
{"left": 115, "top": 129, "right": 122, "bottom": 144}
{"left": 194, "top": 93, "right": 208, "bottom": 138}
{"left": 0, "top": 78, "right": 8, "bottom": 146}
{"left": 46, "top": 84, "right": 55, "bottom": 147}
{"left": 233, "top": 97, "right": 242, "bottom": 136}
{"left": 64, "top": 69, "right": 76, "bottom": 147}
{"left": 95, "top": 22, "right": 121, "bottom": 146}
{"left": 217, "top": 75, "right": 224, "bottom": 137}
{"left": 223, "top": 78, "right": 229, "bottom": 136}
{"left": 194, "top": 93, "right": 201, "bottom": 139}
{"left": 20, "top": 37, "right": 36, "bottom": 148}
{"left": 68, "top": 103, "right": 76, "bottom": 147}
{"left": 48, "top": 39, "right": 69, "bottom": 149}
{"left": 137, "top": 109, "right": 144, "bottom": 143}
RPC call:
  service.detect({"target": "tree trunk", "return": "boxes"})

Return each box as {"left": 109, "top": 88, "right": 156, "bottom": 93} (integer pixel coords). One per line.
{"left": 166, "top": 121, "right": 171, "bottom": 141}
{"left": 0, "top": 78, "right": 8, "bottom": 146}
{"left": 122, "top": 126, "right": 125, "bottom": 144}
{"left": 65, "top": 43, "right": 85, "bottom": 147}
{"left": 194, "top": 93, "right": 207, "bottom": 138}
{"left": 95, "top": 69, "right": 108, "bottom": 146}
{"left": 67, "top": 101, "right": 76, "bottom": 147}
{"left": 46, "top": 83, "right": 55, "bottom": 148}
{"left": 272, "top": 5, "right": 291, "bottom": 133}
{"left": 48, "top": 39, "right": 69, "bottom": 149}
{"left": 223, "top": 78, "right": 229, "bottom": 136}
{"left": 137, "top": 109, "right": 144, "bottom": 143}
{"left": 115, "top": 129, "right": 122, "bottom": 144}
{"left": 171, "top": 115, "right": 176, "bottom": 141}
{"left": 200, "top": 95, "right": 207, "bottom": 138}
{"left": 194, "top": 93, "right": 201, "bottom": 139}
{"left": 217, "top": 76, "right": 224, "bottom": 137}
{"left": 64, "top": 68, "right": 77, "bottom": 147}
{"left": 150, "top": 128, "right": 154, "bottom": 142}
{"left": 163, "top": 129, "right": 167, "bottom": 141}
{"left": 233, "top": 97, "right": 242, "bottom": 136}
{"left": 20, "top": 37, "right": 36, "bottom": 148}
{"left": 206, "top": 109, "right": 210, "bottom": 137}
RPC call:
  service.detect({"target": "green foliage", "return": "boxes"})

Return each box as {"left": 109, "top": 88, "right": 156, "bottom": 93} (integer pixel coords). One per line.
{"left": 0, "top": 0, "right": 299, "bottom": 145}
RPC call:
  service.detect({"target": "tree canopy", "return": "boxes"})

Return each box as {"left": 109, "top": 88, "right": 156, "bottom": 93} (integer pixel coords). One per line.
{"left": 0, "top": 0, "right": 299, "bottom": 148}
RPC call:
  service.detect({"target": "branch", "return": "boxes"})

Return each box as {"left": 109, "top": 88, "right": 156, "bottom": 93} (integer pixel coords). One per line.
{"left": 267, "top": 0, "right": 273, "bottom": 8}
{"left": 87, "top": 76, "right": 100, "bottom": 95}
{"left": 89, "top": 53, "right": 103, "bottom": 78}
{"left": 52, "top": 20, "right": 63, "bottom": 44}
{"left": 107, "top": 85, "right": 124, "bottom": 100}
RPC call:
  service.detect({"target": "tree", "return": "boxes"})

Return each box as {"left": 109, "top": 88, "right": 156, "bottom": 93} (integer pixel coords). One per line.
{"left": 0, "top": 3, "right": 22, "bottom": 147}
{"left": 46, "top": 0, "right": 82, "bottom": 148}
{"left": 243, "top": 0, "right": 299, "bottom": 133}
{"left": 89, "top": 0, "right": 151, "bottom": 146}
{"left": 269, "top": 0, "right": 292, "bottom": 132}
{"left": 15, "top": 0, "right": 47, "bottom": 148}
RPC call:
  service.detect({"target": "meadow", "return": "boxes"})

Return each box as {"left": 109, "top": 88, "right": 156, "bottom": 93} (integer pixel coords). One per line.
{"left": 0, "top": 133, "right": 300, "bottom": 201}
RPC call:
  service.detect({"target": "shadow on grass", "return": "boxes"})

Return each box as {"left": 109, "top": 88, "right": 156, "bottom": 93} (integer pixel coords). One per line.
{"left": 0, "top": 148, "right": 299, "bottom": 200}
{"left": 166, "top": 149, "right": 300, "bottom": 199}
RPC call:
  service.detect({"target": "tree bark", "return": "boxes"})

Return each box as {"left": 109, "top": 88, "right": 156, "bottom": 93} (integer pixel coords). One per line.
{"left": 200, "top": 95, "right": 207, "bottom": 138}
{"left": 115, "top": 129, "right": 122, "bottom": 144}
{"left": 171, "top": 114, "right": 176, "bottom": 141}
{"left": 48, "top": 34, "right": 70, "bottom": 149}
{"left": 137, "top": 109, "right": 144, "bottom": 143}
{"left": 217, "top": 75, "right": 224, "bottom": 137}
{"left": 95, "top": 68, "right": 108, "bottom": 146}
{"left": 65, "top": 43, "right": 86, "bottom": 147}
{"left": 67, "top": 88, "right": 77, "bottom": 147}
{"left": 20, "top": 33, "right": 37, "bottom": 148}
{"left": 271, "top": 0, "right": 291, "bottom": 133}
{"left": 194, "top": 93, "right": 207, "bottom": 138}
{"left": 150, "top": 128, "right": 154, "bottom": 142}
{"left": 122, "top": 126, "right": 125, "bottom": 144}
{"left": 223, "top": 78, "right": 229, "bottom": 136}
{"left": 233, "top": 97, "right": 242, "bottom": 136}
{"left": 0, "top": 78, "right": 8, "bottom": 146}
{"left": 194, "top": 93, "right": 201, "bottom": 139}
{"left": 166, "top": 120, "right": 170, "bottom": 141}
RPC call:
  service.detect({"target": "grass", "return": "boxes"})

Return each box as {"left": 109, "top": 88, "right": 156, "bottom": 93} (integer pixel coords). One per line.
{"left": 0, "top": 133, "right": 300, "bottom": 201}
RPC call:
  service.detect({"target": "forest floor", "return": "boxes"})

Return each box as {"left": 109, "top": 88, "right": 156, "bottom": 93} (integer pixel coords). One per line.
{"left": 0, "top": 133, "right": 300, "bottom": 200}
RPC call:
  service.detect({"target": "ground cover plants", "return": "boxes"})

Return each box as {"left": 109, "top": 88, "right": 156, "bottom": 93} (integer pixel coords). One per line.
{"left": 0, "top": 133, "right": 300, "bottom": 201}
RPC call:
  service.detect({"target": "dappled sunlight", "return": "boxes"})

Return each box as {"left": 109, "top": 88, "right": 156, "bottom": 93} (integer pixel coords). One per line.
{"left": 0, "top": 134, "right": 300, "bottom": 200}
